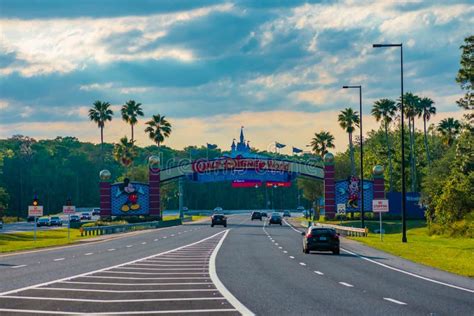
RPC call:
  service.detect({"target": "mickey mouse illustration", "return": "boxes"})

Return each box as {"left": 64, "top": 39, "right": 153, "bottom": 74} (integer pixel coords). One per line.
{"left": 347, "top": 176, "right": 359, "bottom": 209}
{"left": 119, "top": 178, "right": 140, "bottom": 212}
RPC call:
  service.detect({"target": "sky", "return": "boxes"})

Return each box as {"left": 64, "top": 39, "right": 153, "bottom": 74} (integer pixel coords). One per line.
{"left": 0, "top": 0, "right": 471, "bottom": 153}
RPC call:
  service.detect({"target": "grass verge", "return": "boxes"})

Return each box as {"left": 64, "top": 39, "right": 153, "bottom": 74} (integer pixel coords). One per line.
{"left": 0, "top": 228, "right": 94, "bottom": 253}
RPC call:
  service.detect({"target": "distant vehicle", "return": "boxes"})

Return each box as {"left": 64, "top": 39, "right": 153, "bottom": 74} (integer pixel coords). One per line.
{"left": 27, "top": 216, "right": 39, "bottom": 222}
{"left": 91, "top": 208, "right": 101, "bottom": 216}
{"left": 297, "top": 206, "right": 305, "bottom": 212}
{"left": 213, "top": 207, "right": 223, "bottom": 213}
{"left": 268, "top": 213, "right": 282, "bottom": 226}
{"left": 0, "top": 220, "right": 3, "bottom": 229}
{"left": 69, "top": 215, "right": 81, "bottom": 223}
{"left": 182, "top": 207, "right": 189, "bottom": 212}
{"left": 251, "top": 211, "right": 262, "bottom": 220}
{"left": 283, "top": 210, "right": 291, "bottom": 217}
{"left": 80, "top": 212, "right": 92, "bottom": 220}
{"left": 50, "top": 216, "right": 63, "bottom": 226}
{"left": 211, "top": 214, "right": 227, "bottom": 227}
{"left": 261, "top": 211, "right": 268, "bottom": 217}
{"left": 37, "top": 217, "right": 50, "bottom": 227}
{"left": 302, "top": 227, "right": 340, "bottom": 255}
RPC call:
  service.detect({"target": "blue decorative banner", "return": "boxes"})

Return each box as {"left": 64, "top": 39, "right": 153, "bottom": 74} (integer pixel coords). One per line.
{"left": 111, "top": 180, "right": 150, "bottom": 216}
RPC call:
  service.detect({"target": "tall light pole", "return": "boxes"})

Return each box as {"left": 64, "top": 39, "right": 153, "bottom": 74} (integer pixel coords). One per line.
{"left": 342, "top": 85, "right": 365, "bottom": 228}
{"left": 373, "top": 43, "right": 407, "bottom": 243}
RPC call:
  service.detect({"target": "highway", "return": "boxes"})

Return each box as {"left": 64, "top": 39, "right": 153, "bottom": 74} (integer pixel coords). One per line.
{"left": 0, "top": 214, "right": 472, "bottom": 315}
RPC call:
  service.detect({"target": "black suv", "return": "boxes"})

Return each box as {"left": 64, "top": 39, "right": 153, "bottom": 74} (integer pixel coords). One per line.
{"left": 211, "top": 214, "right": 227, "bottom": 227}
{"left": 268, "top": 213, "right": 282, "bottom": 225}
{"left": 302, "top": 227, "right": 340, "bottom": 255}
{"left": 251, "top": 211, "right": 262, "bottom": 220}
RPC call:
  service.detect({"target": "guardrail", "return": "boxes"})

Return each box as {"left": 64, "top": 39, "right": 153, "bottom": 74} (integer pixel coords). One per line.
{"left": 79, "top": 218, "right": 190, "bottom": 237}
{"left": 315, "top": 223, "right": 368, "bottom": 237}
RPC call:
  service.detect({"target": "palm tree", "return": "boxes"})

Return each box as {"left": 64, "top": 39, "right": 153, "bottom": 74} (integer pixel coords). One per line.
{"left": 398, "top": 92, "right": 420, "bottom": 192}
{"left": 144, "top": 114, "right": 172, "bottom": 147}
{"left": 88, "top": 101, "right": 114, "bottom": 155}
{"left": 113, "top": 136, "right": 137, "bottom": 167}
{"left": 310, "top": 131, "right": 335, "bottom": 157}
{"left": 371, "top": 98, "right": 397, "bottom": 191}
{"left": 121, "top": 100, "right": 144, "bottom": 142}
{"left": 338, "top": 108, "right": 360, "bottom": 175}
{"left": 418, "top": 97, "right": 436, "bottom": 165}
{"left": 437, "top": 118, "right": 461, "bottom": 146}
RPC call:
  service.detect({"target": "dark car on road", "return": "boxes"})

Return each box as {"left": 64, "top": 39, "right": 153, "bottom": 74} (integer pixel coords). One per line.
{"left": 302, "top": 227, "right": 340, "bottom": 255}
{"left": 261, "top": 211, "right": 268, "bottom": 217}
{"left": 27, "top": 216, "right": 39, "bottom": 222}
{"left": 69, "top": 215, "right": 81, "bottom": 223}
{"left": 81, "top": 212, "right": 92, "bottom": 220}
{"left": 91, "top": 208, "right": 100, "bottom": 216}
{"left": 37, "top": 217, "right": 50, "bottom": 227}
{"left": 50, "top": 216, "right": 63, "bottom": 226}
{"left": 251, "top": 211, "right": 262, "bottom": 220}
{"left": 268, "top": 213, "right": 282, "bottom": 226}
{"left": 283, "top": 210, "right": 291, "bottom": 217}
{"left": 211, "top": 214, "right": 227, "bottom": 227}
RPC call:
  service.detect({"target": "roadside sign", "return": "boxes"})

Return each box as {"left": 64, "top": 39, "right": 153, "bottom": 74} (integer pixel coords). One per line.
{"left": 336, "top": 204, "right": 346, "bottom": 215}
{"left": 63, "top": 205, "right": 76, "bottom": 214}
{"left": 28, "top": 205, "right": 43, "bottom": 217}
{"left": 373, "top": 199, "right": 389, "bottom": 213}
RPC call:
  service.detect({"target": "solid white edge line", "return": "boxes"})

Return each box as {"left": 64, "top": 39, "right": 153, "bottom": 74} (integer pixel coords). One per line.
{"left": 383, "top": 297, "right": 407, "bottom": 305}
{"left": 209, "top": 229, "right": 255, "bottom": 316}
{"left": 11, "top": 265, "right": 27, "bottom": 269}
{"left": 0, "top": 230, "right": 226, "bottom": 296}
{"left": 0, "top": 308, "right": 239, "bottom": 315}
{"left": 0, "top": 296, "right": 225, "bottom": 303}
{"left": 37, "top": 288, "right": 217, "bottom": 293}
{"left": 284, "top": 218, "right": 474, "bottom": 294}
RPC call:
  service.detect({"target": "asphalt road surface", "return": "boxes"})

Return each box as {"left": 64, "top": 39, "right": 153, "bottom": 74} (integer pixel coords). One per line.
{"left": 0, "top": 214, "right": 472, "bottom": 315}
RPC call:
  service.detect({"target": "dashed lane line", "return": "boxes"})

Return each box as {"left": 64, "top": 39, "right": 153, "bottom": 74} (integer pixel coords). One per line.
{"left": 383, "top": 298, "right": 407, "bottom": 305}
{"left": 53, "top": 258, "right": 65, "bottom": 262}
{"left": 314, "top": 271, "right": 324, "bottom": 275}
{"left": 289, "top": 256, "right": 295, "bottom": 259}
{"left": 84, "top": 253, "right": 93, "bottom": 256}
{"left": 299, "top": 262, "right": 306, "bottom": 266}
{"left": 339, "top": 282, "right": 354, "bottom": 287}
{"left": 107, "top": 249, "right": 115, "bottom": 252}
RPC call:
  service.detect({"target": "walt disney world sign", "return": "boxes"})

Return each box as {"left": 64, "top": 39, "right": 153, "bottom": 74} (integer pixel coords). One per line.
{"left": 192, "top": 158, "right": 290, "bottom": 173}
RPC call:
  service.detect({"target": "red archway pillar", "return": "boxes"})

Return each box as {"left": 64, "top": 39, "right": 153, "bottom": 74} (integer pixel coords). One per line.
{"left": 324, "top": 153, "right": 336, "bottom": 219}
{"left": 372, "top": 165, "right": 385, "bottom": 200}
{"left": 99, "top": 170, "right": 111, "bottom": 218}
{"left": 149, "top": 156, "right": 161, "bottom": 219}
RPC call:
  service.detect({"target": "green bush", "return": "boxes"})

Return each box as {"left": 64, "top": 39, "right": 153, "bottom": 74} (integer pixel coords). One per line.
{"left": 81, "top": 220, "right": 128, "bottom": 228}
{"left": 1, "top": 216, "right": 24, "bottom": 224}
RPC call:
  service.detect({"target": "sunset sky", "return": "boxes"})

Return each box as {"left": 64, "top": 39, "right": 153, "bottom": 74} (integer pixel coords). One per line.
{"left": 0, "top": 0, "right": 471, "bottom": 153}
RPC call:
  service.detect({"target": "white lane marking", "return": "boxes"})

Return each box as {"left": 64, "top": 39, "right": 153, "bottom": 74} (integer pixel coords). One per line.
{"left": 0, "top": 231, "right": 226, "bottom": 296}
{"left": 278, "top": 247, "right": 283, "bottom": 249}
{"left": 210, "top": 230, "right": 255, "bottom": 316}
{"left": 283, "top": 219, "right": 303, "bottom": 233}
{"left": 126, "top": 245, "right": 133, "bottom": 248}
{"left": 11, "top": 265, "right": 27, "bottom": 269}
{"left": 275, "top": 243, "right": 279, "bottom": 246}
{"left": 163, "top": 236, "right": 167, "bottom": 239}
{"left": 339, "top": 282, "right": 354, "bottom": 287}
{"left": 284, "top": 219, "right": 474, "bottom": 294}
{"left": 141, "top": 242, "right": 147, "bottom": 245}
{"left": 82, "top": 276, "right": 210, "bottom": 280}
{"left": 38, "top": 288, "right": 217, "bottom": 293}
{"left": 0, "top": 308, "right": 239, "bottom": 315}
{"left": 299, "top": 262, "right": 306, "bottom": 266}
{"left": 84, "top": 253, "right": 93, "bottom": 256}
{"left": 341, "top": 248, "right": 474, "bottom": 294}
{"left": 0, "top": 296, "right": 225, "bottom": 303}
{"left": 289, "top": 256, "right": 295, "bottom": 259}
{"left": 53, "top": 258, "right": 65, "bottom": 262}
{"left": 154, "top": 239, "right": 158, "bottom": 241}
{"left": 107, "top": 249, "right": 115, "bottom": 252}
{"left": 60, "top": 281, "right": 212, "bottom": 286}
{"left": 314, "top": 271, "right": 324, "bottom": 275}
{"left": 115, "top": 267, "right": 205, "bottom": 271}
{"left": 101, "top": 271, "right": 206, "bottom": 275}
{"left": 283, "top": 251, "right": 288, "bottom": 254}
{"left": 384, "top": 297, "right": 407, "bottom": 305}
{"left": 171, "top": 234, "right": 175, "bottom": 237}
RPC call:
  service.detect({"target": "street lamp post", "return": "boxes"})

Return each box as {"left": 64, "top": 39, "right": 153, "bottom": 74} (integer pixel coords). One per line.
{"left": 372, "top": 43, "right": 407, "bottom": 243}
{"left": 342, "top": 85, "right": 365, "bottom": 228}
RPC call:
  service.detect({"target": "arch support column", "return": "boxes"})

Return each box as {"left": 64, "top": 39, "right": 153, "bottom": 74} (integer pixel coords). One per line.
{"left": 372, "top": 165, "right": 385, "bottom": 200}
{"left": 324, "top": 153, "right": 336, "bottom": 219}
{"left": 149, "top": 156, "right": 161, "bottom": 219}
{"left": 99, "top": 170, "right": 111, "bottom": 218}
